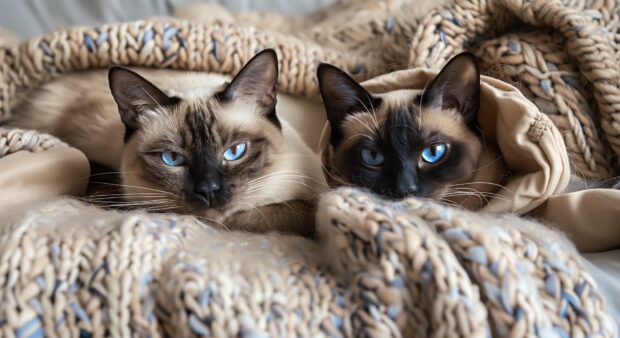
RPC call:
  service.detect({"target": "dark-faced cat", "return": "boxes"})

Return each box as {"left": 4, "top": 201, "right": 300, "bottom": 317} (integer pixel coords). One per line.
{"left": 316, "top": 52, "right": 506, "bottom": 209}
{"left": 9, "top": 49, "right": 326, "bottom": 236}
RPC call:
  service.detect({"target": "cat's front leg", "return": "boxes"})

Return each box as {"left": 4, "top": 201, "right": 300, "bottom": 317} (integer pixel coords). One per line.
{"left": 224, "top": 200, "right": 316, "bottom": 237}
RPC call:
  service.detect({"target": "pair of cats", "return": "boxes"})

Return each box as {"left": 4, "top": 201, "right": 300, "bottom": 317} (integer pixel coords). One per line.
{"left": 8, "top": 49, "right": 504, "bottom": 236}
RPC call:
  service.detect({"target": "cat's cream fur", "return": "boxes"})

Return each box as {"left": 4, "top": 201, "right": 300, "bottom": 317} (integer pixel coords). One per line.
{"left": 10, "top": 66, "right": 326, "bottom": 235}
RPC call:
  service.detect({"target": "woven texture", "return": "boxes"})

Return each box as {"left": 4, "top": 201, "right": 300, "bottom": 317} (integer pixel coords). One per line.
{"left": 0, "top": 189, "right": 615, "bottom": 337}
{"left": 0, "top": 127, "right": 66, "bottom": 157}
{"left": 0, "top": 20, "right": 384, "bottom": 121}
{"left": 0, "top": 0, "right": 619, "bottom": 336}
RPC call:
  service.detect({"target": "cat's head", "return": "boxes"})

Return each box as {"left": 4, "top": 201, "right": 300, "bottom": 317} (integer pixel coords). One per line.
{"left": 317, "top": 52, "right": 484, "bottom": 200}
{"left": 108, "top": 49, "right": 282, "bottom": 220}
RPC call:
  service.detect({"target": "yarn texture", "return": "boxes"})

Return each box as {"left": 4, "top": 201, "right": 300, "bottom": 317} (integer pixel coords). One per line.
{"left": 0, "top": 0, "right": 619, "bottom": 336}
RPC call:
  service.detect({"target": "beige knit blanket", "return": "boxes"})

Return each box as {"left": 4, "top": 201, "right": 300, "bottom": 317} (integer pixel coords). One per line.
{"left": 1, "top": 0, "right": 619, "bottom": 337}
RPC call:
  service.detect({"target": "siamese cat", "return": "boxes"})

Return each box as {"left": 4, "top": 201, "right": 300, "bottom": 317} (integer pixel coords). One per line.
{"left": 317, "top": 52, "right": 507, "bottom": 209}
{"left": 8, "top": 49, "right": 325, "bottom": 236}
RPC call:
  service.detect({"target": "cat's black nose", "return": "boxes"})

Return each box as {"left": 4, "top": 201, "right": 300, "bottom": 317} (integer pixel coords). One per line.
{"left": 403, "top": 185, "right": 419, "bottom": 196}
{"left": 194, "top": 180, "right": 222, "bottom": 204}
{"left": 387, "top": 185, "right": 419, "bottom": 199}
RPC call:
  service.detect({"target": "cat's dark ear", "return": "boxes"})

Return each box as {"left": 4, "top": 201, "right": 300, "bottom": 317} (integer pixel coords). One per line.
{"left": 218, "top": 49, "right": 279, "bottom": 114}
{"left": 108, "top": 67, "right": 179, "bottom": 134}
{"left": 421, "top": 52, "right": 481, "bottom": 126}
{"left": 317, "top": 63, "right": 381, "bottom": 145}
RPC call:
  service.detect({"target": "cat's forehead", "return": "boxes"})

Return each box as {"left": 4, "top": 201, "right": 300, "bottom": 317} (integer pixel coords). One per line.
{"left": 339, "top": 89, "right": 470, "bottom": 142}
{"left": 340, "top": 90, "right": 420, "bottom": 135}
{"left": 139, "top": 96, "right": 276, "bottom": 149}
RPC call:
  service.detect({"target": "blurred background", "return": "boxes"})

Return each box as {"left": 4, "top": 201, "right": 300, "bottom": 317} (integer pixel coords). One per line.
{"left": 0, "top": 0, "right": 334, "bottom": 37}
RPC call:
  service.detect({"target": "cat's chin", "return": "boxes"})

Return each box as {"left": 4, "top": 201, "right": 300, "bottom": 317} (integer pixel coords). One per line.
{"left": 186, "top": 204, "right": 242, "bottom": 225}
{"left": 187, "top": 207, "right": 226, "bottom": 221}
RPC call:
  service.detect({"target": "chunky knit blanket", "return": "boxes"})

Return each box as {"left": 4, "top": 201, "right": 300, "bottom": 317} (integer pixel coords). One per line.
{"left": 1, "top": 0, "right": 619, "bottom": 337}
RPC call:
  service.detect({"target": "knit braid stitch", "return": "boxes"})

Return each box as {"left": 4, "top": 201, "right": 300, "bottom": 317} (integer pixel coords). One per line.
{"left": 319, "top": 188, "right": 616, "bottom": 337}
{"left": 0, "top": 20, "right": 383, "bottom": 122}
{"left": 0, "top": 127, "right": 66, "bottom": 157}
{"left": 4, "top": 189, "right": 613, "bottom": 337}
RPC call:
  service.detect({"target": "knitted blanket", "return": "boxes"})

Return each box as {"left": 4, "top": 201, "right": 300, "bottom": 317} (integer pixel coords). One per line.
{"left": 1, "top": 0, "right": 619, "bottom": 337}
{"left": 0, "top": 188, "right": 615, "bottom": 337}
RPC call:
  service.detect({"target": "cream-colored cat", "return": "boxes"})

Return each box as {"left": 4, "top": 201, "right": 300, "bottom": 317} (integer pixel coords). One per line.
{"left": 9, "top": 49, "right": 326, "bottom": 236}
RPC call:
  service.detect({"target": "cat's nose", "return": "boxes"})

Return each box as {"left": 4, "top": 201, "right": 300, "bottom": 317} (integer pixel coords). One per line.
{"left": 205, "top": 180, "right": 221, "bottom": 192}
{"left": 400, "top": 185, "right": 419, "bottom": 197}
{"left": 194, "top": 180, "right": 221, "bottom": 202}
{"left": 391, "top": 184, "right": 419, "bottom": 199}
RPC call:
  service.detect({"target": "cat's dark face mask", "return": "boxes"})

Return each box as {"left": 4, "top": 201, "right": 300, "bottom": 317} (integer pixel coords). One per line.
{"left": 317, "top": 52, "right": 484, "bottom": 200}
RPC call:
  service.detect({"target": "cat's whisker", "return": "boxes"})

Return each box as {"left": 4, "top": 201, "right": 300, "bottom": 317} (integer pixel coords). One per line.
{"left": 236, "top": 203, "right": 270, "bottom": 230}
{"left": 355, "top": 96, "right": 381, "bottom": 135}
{"left": 443, "top": 191, "right": 510, "bottom": 203}
{"left": 444, "top": 192, "right": 503, "bottom": 201}
{"left": 446, "top": 194, "right": 486, "bottom": 206}
{"left": 85, "top": 193, "right": 169, "bottom": 201}
{"left": 245, "top": 172, "right": 315, "bottom": 187}
{"left": 93, "top": 197, "right": 175, "bottom": 203}
{"left": 245, "top": 169, "right": 309, "bottom": 185}
{"left": 250, "top": 174, "right": 330, "bottom": 189}
{"left": 90, "top": 181, "right": 175, "bottom": 195}
{"left": 248, "top": 173, "right": 311, "bottom": 182}
{"left": 470, "top": 155, "right": 506, "bottom": 173}
{"left": 136, "top": 80, "right": 168, "bottom": 115}
{"left": 447, "top": 181, "right": 511, "bottom": 192}
{"left": 144, "top": 204, "right": 183, "bottom": 212}
{"left": 434, "top": 197, "right": 465, "bottom": 209}
{"left": 246, "top": 179, "right": 312, "bottom": 193}
{"left": 339, "top": 133, "right": 375, "bottom": 150}
{"left": 194, "top": 215, "right": 231, "bottom": 232}
{"left": 443, "top": 190, "right": 487, "bottom": 204}
{"left": 349, "top": 111, "right": 376, "bottom": 136}
{"left": 319, "top": 162, "right": 349, "bottom": 186}
{"left": 369, "top": 101, "right": 381, "bottom": 136}
{"left": 97, "top": 199, "right": 176, "bottom": 207}
{"left": 416, "top": 76, "right": 435, "bottom": 132}
{"left": 87, "top": 192, "right": 168, "bottom": 197}
{"left": 246, "top": 183, "right": 311, "bottom": 194}
{"left": 240, "top": 194, "right": 295, "bottom": 212}
{"left": 448, "top": 187, "right": 506, "bottom": 198}
{"left": 87, "top": 171, "right": 142, "bottom": 178}
{"left": 248, "top": 174, "right": 310, "bottom": 182}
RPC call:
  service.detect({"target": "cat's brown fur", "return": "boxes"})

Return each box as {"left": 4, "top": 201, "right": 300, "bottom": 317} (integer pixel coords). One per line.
{"left": 317, "top": 53, "right": 506, "bottom": 210}
{"left": 9, "top": 50, "right": 326, "bottom": 235}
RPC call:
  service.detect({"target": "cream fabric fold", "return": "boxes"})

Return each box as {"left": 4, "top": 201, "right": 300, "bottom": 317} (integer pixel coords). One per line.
{"left": 0, "top": 148, "right": 89, "bottom": 209}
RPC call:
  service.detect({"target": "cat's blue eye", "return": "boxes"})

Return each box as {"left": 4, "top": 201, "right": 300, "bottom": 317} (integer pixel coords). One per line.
{"left": 361, "top": 148, "right": 384, "bottom": 166}
{"left": 161, "top": 151, "right": 185, "bottom": 167}
{"left": 421, "top": 143, "right": 448, "bottom": 164}
{"left": 223, "top": 142, "right": 247, "bottom": 161}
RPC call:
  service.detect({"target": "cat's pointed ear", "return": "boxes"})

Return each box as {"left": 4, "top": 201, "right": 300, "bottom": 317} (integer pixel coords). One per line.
{"left": 218, "top": 49, "right": 279, "bottom": 113}
{"left": 317, "top": 63, "right": 381, "bottom": 145}
{"left": 108, "top": 67, "right": 179, "bottom": 133}
{"left": 421, "top": 52, "right": 481, "bottom": 126}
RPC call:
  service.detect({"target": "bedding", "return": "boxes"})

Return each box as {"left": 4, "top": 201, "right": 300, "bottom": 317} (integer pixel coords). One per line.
{"left": 1, "top": 0, "right": 620, "bottom": 336}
